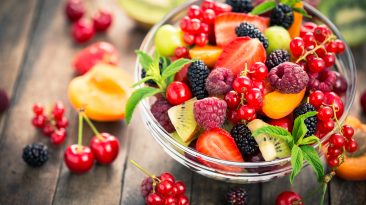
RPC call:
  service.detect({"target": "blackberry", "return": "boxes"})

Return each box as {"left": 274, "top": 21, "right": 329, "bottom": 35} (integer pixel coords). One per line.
{"left": 270, "top": 4, "right": 294, "bottom": 29}
{"left": 230, "top": 124, "right": 259, "bottom": 157}
{"left": 293, "top": 103, "right": 318, "bottom": 137}
{"left": 22, "top": 143, "right": 48, "bottom": 167}
{"left": 265, "top": 49, "right": 290, "bottom": 69}
{"left": 226, "top": 187, "right": 248, "bottom": 205}
{"left": 141, "top": 58, "right": 169, "bottom": 86}
{"left": 226, "top": 0, "right": 253, "bottom": 13}
{"left": 235, "top": 23, "right": 268, "bottom": 49}
{"left": 187, "top": 60, "right": 210, "bottom": 99}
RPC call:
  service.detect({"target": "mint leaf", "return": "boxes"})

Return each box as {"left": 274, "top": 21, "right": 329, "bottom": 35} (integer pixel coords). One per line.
{"left": 252, "top": 125, "right": 294, "bottom": 147}
{"left": 292, "top": 111, "right": 317, "bottom": 143}
{"left": 280, "top": 0, "right": 301, "bottom": 7}
{"left": 125, "top": 87, "right": 162, "bottom": 124}
{"left": 292, "top": 7, "right": 312, "bottom": 18}
{"left": 299, "top": 135, "right": 321, "bottom": 147}
{"left": 161, "top": 58, "right": 192, "bottom": 80}
{"left": 136, "top": 51, "right": 153, "bottom": 71}
{"left": 250, "top": 1, "right": 276, "bottom": 15}
{"left": 290, "top": 145, "right": 303, "bottom": 184}
{"left": 160, "top": 57, "right": 171, "bottom": 72}
{"left": 301, "top": 145, "right": 324, "bottom": 182}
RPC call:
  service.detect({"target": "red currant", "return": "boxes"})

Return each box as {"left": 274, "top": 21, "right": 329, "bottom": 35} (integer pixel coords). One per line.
{"left": 323, "top": 92, "right": 344, "bottom": 118}
{"left": 313, "top": 25, "right": 331, "bottom": 43}
{"left": 335, "top": 40, "right": 345, "bottom": 53}
{"left": 201, "top": 0, "right": 215, "bottom": 10}
{"left": 157, "top": 180, "right": 175, "bottom": 197}
{"left": 71, "top": 19, "right": 95, "bottom": 43}
{"left": 327, "top": 156, "right": 339, "bottom": 167}
{"left": 32, "top": 103, "right": 44, "bottom": 116}
{"left": 51, "top": 128, "right": 67, "bottom": 145}
{"left": 317, "top": 106, "right": 334, "bottom": 121}
{"left": 342, "top": 125, "right": 354, "bottom": 139}
{"left": 329, "top": 133, "right": 345, "bottom": 148}
{"left": 224, "top": 91, "right": 240, "bottom": 109}
{"left": 315, "top": 47, "right": 327, "bottom": 58}
{"left": 56, "top": 117, "right": 69, "bottom": 129}
{"left": 174, "top": 181, "right": 186, "bottom": 196}
{"left": 326, "top": 41, "right": 337, "bottom": 53}
{"left": 187, "top": 18, "right": 201, "bottom": 34}
{"left": 202, "top": 9, "right": 215, "bottom": 24}
{"left": 227, "top": 109, "right": 239, "bottom": 124}
{"left": 290, "top": 37, "right": 304, "bottom": 57}
{"left": 92, "top": 10, "right": 113, "bottom": 32}
{"left": 237, "top": 105, "right": 256, "bottom": 122}
{"left": 32, "top": 115, "right": 47, "bottom": 128}
{"left": 180, "top": 16, "right": 191, "bottom": 32}
{"left": 166, "top": 81, "right": 192, "bottom": 105}
{"left": 232, "top": 76, "right": 252, "bottom": 94}
{"left": 308, "top": 57, "right": 325, "bottom": 73}
{"left": 164, "top": 196, "right": 177, "bottom": 205}
{"left": 345, "top": 139, "right": 358, "bottom": 153}
{"left": 146, "top": 193, "right": 164, "bottom": 205}
{"left": 183, "top": 33, "right": 195, "bottom": 45}
{"left": 309, "top": 90, "right": 324, "bottom": 108}
{"left": 160, "top": 172, "right": 175, "bottom": 183}
{"left": 327, "top": 146, "right": 342, "bottom": 157}
{"left": 194, "top": 33, "right": 208, "bottom": 47}
{"left": 249, "top": 62, "right": 268, "bottom": 81}
{"left": 174, "top": 47, "right": 189, "bottom": 59}
{"left": 187, "top": 5, "right": 202, "bottom": 19}
{"left": 199, "top": 22, "right": 209, "bottom": 34}
{"left": 177, "top": 195, "right": 189, "bottom": 205}
{"left": 53, "top": 101, "right": 65, "bottom": 120}
{"left": 43, "top": 124, "right": 55, "bottom": 137}
{"left": 322, "top": 52, "right": 335, "bottom": 68}
{"left": 300, "top": 22, "right": 317, "bottom": 37}
{"left": 252, "top": 81, "right": 264, "bottom": 93}
{"left": 303, "top": 32, "right": 316, "bottom": 49}
{"left": 65, "top": 0, "right": 85, "bottom": 22}
{"left": 245, "top": 88, "right": 263, "bottom": 111}
{"left": 318, "top": 119, "right": 335, "bottom": 133}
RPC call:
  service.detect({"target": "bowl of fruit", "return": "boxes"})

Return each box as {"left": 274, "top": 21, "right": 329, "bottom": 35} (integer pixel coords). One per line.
{"left": 126, "top": 0, "right": 356, "bottom": 183}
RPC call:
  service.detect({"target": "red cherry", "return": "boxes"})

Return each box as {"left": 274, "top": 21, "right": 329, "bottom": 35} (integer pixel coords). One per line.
{"left": 56, "top": 117, "right": 69, "bottom": 129}
{"left": 183, "top": 33, "right": 195, "bottom": 45}
{"left": 249, "top": 62, "right": 268, "bottom": 81}
{"left": 232, "top": 76, "right": 252, "bottom": 94}
{"left": 345, "top": 139, "right": 358, "bottom": 153}
{"left": 245, "top": 88, "right": 263, "bottom": 111}
{"left": 64, "top": 144, "right": 94, "bottom": 174}
{"left": 317, "top": 106, "right": 334, "bottom": 121}
{"left": 65, "top": 0, "right": 85, "bottom": 22}
{"left": 327, "top": 146, "right": 342, "bottom": 157}
{"left": 342, "top": 125, "right": 354, "bottom": 139}
{"left": 290, "top": 37, "right": 304, "bottom": 57}
{"left": 201, "top": 0, "right": 215, "bottom": 10}
{"left": 187, "top": 5, "right": 202, "bottom": 19}
{"left": 146, "top": 193, "right": 164, "bottom": 205}
{"left": 329, "top": 133, "right": 345, "bottom": 148}
{"left": 237, "top": 105, "right": 256, "bottom": 122}
{"left": 71, "top": 19, "right": 95, "bottom": 43}
{"left": 51, "top": 128, "right": 67, "bottom": 145}
{"left": 308, "top": 57, "right": 325, "bottom": 73}
{"left": 174, "top": 181, "right": 186, "bottom": 196}
{"left": 160, "top": 172, "right": 175, "bottom": 183}
{"left": 93, "top": 10, "right": 113, "bottom": 32}
{"left": 276, "top": 191, "right": 303, "bottom": 205}
{"left": 194, "top": 33, "right": 208, "bottom": 47}
{"left": 224, "top": 91, "right": 240, "bottom": 109}
{"left": 157, "top": 180, "right": 175, "bottom": 197}
{"left": 174, "top": 47, "right": 189, "bottom": 59}
{"left": 309, "top": 90, "right": 325, "bottom": 108}
{"left": 166, "top": 81, "right": 192, "bottom": 105}
{"left": 32, "top": 115, "right": 47, "bottom": 128}
{"left": 335, "top": 40, "right": 345, "bottom": 53}
{"left": 32, "top": 103, "right": 44, "bottom": 116}
{"left": 327, "top": 156, "right": 339, "bottom": 167}
{"left": 202, "top": 9, "right": 215, "bottom": 24}
{"left": 90, "top": 133, "right": 120, "bottom": 165}
{"left": 177, "top": 195, "right": 189, "bottom": 205}
{"left": 43, "top": 124, "right": 55, "bottom": 137}
{"left": 53, "top": 101, "right": 65, "bottom": 120}
{"left": 322, "top": 52, "right": 335, "bottom": 68}
{"left": 164, "top": 196, "right": 178, "bottom": 205}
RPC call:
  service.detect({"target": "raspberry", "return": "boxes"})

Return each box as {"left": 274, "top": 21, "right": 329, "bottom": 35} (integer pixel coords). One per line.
{"left": 226, "top": 187, "right": 248, "bottom": 205}
{"left": 226, "top": 0, "right": 253, "bottom": 13}
{"left": 140, "top": 177, "right": 153, "bottom": 198}
{"left": 22, "top": 143, "right": 49, "bottom": 167}
{"left": 187, "top": 60, "right": 210, "bottom": 99}
{"left": 270, "top": 4, "right": 294, "bottom": 29}
{"left": 307, "top": 69, "right": 336, "bottom": 92}
{"left": 265, "top": 49, "right": 290, "bottom": 69}
{"left": 268, "top": 62, "right": 309, "bottom": 94}
{"left": 205, "top": 67, "right": 234, "bottom": 95}
{"left": 235, "top": 22, "right": 268, "bottom": 49}
{"left": 150, "top": 98, "right": 175, "bottom": 133}
{"left": 193, "top": 97, "right": 227, "bottom": 130}
{"left": 0, "top": 89, "right": 9, "bottom": 113}
{"left": 230, "top": 124, "right": 259, "bottom": 157}
{"left": 294, "top": 103, "right": 318, "bottom": 137}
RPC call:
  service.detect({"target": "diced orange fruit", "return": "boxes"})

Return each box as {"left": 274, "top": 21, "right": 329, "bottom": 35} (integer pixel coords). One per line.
{"left": 262, "top": 89, "right": 306, "bottom": 119}
{"left": 68, "top": 63, "right": 132, "bottom": 121}
{"left": 288, "top": 2, "right": 303, "bottom": 39}
{"left": 189, "top": 45, "right": 222, "bottom": 67}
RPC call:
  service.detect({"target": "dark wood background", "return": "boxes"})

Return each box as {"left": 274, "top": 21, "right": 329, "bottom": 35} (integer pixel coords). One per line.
{"left": 0, "top": 0, "right": 365, "bottom": 204}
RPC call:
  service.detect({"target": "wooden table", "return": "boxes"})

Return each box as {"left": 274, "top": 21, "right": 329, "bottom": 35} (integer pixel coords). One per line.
{"left": 0, "top": 0, "right": 365, "bottom": 204}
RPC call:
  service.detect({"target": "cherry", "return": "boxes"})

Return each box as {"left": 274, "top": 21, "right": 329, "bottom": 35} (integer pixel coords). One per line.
{"left": 232, "top": 76, "right": 252, "bottom": 94}
{"left": 157, "top": 180, "right": 175, "bottom": 197}
{"left": 237, "top": 105, "right": 256, "bottom": 122}
{"left": 275, "top": 191, "right": 303, "bottom": 205}
{"left": 249, "top": 62, "right": 268, "bottom": 81}
{"left": 64, "top": 144, "right": 94, "bottom": 174}
{"left": 90, "top": 133, "right": 120, "bottom": 165}
{"left": 309, "top": 90, "right": 325, "bottom": 108}
{"left": 327, "top": 146, "right": 342, "bottom": 157}
{"left": 51, "top": 128, "right": 67, "bottom": 145}
{"left": 32, "top": 103, "right": 44, "bottom": 116}
{"left": 32, "top": 115, "right": 47, "bottom": 128}
{"left": 245, "top": 88, "right": 263, "bottom": 111}
{"left": 345, "top": 139, "right": 358, "bottom": 153}
{"left": 329, "top": 133, "right": 345, "bottom": 148}
{"left": 194, "top": 33, "right": 208, "bottom": 47}
{"left": 327, "top": 156, "right": 339, "bottom": 167}
{"left": 174, "top": 47, "right": 189, "bottom": 59}
{"left": 53, "top": 101, "right": 65, "bottom": 120}
{"left": 342, "top": 125, "right": 354, "bottom": 139}
{"left": 187, "top": 5, "right": 202, "bottom": 19}
{"left": 317, "top": 106, "right": 334, "bottom": 121}
{"left": 166, "top": 82, "right": 192, "bottom": 105}
{"left": 71, "top": 19, "right": 95, "bottom": 43}
{"left": 335, "top": 40, "right": 345, "bottom": 53}
{"left": 93, "top": 10, "right": 113, "bottom": 32}
{"left": 290, "top": 37, "right": 304, "bottom": 57}
{"left": 308, "top": 57, "right": 325, "bottom": 73}
{"left": 146, "top": 193, "right": 164, "bottom": 205}
{"left": 56, "top": 117, "right": 69, "bottom": 129}
{"left": 225, "top": 91, "right": 240, "bottom": 109}
{"left": 177, "top": 195, "right": 189, "bottom": 205}
{"left": 65, "top": 0, "right": 85, "bottom": 22}
{"left": 160, "top": 172, "right": 175, "bottom": 183}
{"left": 202, "top": 9, "right": 215, "bottom": 24}
{"left": 174, "top": 181, "right": 186, "bottom": 196}
{"left": 43, "top": 124, "right": 55, "bottom": 137}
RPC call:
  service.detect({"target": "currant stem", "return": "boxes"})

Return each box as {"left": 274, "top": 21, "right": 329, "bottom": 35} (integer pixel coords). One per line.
{"left": 82, "top": 113, "right": 104, "bottom": 141}
{"left": 130, "top": 160, "right": 160, "bottom": 182}
{"left": 77, "top": 110, "right": 84, "bottom": 152}
{"left": 295, "top": 35, "right": 337, "bottom": 63}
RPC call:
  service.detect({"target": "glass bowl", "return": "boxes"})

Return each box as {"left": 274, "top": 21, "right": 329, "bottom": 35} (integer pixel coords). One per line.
{"left": 135, "top": 0, "right": 356, "bottom": 183}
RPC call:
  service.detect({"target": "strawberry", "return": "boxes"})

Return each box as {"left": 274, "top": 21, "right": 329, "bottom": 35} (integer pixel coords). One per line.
{"left": 215, "top": 12, "right": 270, "bottom": 47}
{"left": 215, "top": 37, "right": 266, "bottom": 76}
{"left": 73, "top": 41, "right": 119, "bottom": 75}
{"left": 196, "top": 128, "right": 244, "bottom": 172}
{"left": 213, "top": 2, "right": 232, "bottom": 15}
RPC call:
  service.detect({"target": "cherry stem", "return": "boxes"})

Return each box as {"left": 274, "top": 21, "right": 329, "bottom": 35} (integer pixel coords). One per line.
{"left": 331, "top": 103, "right": 343, "bottom": 134}
{"left": 78, "top": 110, "right": 84, "bottom": 152}
{"left": 295, "top": 35, "right": 337, "bottom": 63}
{"left": 240, "top": 63, "right": 249, "bottom": 76}
{"left": 130, "top": 160, "right": 160, "bottom": 182}
{"left": 82, "top": 113, "right": 104, "bottom": 141}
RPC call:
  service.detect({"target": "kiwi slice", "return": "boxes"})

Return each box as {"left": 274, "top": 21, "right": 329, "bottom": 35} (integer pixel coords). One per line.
{"left": 168, "top": 98, "right": 198, "bottom": 143}
{"left": 247, "top": 119, "right": 291, "bottom": 161}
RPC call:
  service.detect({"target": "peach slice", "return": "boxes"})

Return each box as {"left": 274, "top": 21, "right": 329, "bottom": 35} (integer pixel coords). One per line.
{"left": 262, "top": 89, "right": 306, "bottom": 119}
{"left": 68, "top": 63, "right": 132, "bottom": 121}
{"left": 189, "top": 45, "right": 222, "bottom": 68}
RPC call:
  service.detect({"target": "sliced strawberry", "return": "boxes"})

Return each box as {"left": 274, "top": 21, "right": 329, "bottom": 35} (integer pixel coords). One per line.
{"left": 215, "top": 12, "right": 270, "bottom": 47}
{"left": 213, "top": 2, "right": 232, "bottom": 15}
{"left": 174, "top": 63, "right": 190, "bottom": 83}
{"left": 196, "top": 128, "right": 244, "bottom": 172}
{"left": 215, "top": 37, "right": 266, "bottom": 76}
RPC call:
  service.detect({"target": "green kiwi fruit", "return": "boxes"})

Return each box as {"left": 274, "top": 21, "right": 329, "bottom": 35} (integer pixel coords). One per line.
{"left": 168, "top": 98, "right": 198, "bottom": 143}
{"left": 247, "top": 119, "right": 291, "bottom": 161}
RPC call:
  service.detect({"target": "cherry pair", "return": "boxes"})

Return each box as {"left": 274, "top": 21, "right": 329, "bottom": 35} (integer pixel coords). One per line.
{"left": 64, "top": 109, "right": 120, "bottom": 174}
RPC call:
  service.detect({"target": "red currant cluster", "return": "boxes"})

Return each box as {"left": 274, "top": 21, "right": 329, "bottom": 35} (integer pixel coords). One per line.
{"left": 179, "top": 0, "right": 231, "bottom": 46}
{"left": 174, "top": 46, "right": 190, "bottom": 59}
{"left": 64, "top": 110, "right": 120, "bottom": 174}
{"left": 32, "top": 102, "right": 68, "bottom": 145}
{"left": 65, "top": 0, "right": 113, "bottom": 43}
{"left": 225, "top": 63, "right": 268, "bottom": 123}
{"left": 290, "top": 23, "right": 345, "bottom": 73}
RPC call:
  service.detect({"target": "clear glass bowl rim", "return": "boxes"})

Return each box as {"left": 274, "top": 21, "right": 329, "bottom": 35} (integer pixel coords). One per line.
{"left": 135, "top": 1, "right": 357, "bottom": 169}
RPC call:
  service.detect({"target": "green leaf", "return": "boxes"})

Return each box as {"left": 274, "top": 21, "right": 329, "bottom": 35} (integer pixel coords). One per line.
{"left": 320, "top": 183, "right": 327, "bottom": 205}
{"left": 292, "top": 111, "right": 317, "bottom": 143}
{"left": 280, "top": 0, "right": 301, "bottom": 7}
{"left": 299, "top": 135, "right": 321, "bottom": 147}
{"left": 250, "top": 1, "right": 276, "bottom": 15}
{"left": 160, "top": 57, "right": 171, "bottom": 72}
{"left": 252, "top": 125, "right": 294, "bottom": 147}
{"left": 125, "top": 87, "right": 162, "bottom": 124}
{"left": 292, "top": 7, "right": 312, "bottom": 18}
{"left": 161, "top": 58, "right": 192, "bottom": 80}
{"left": 135, "top": 50, "right": 153, "bottom": 71}
{"left": 301, "top": 145, "right": 324, "bottom": 182}
{"left": 290, "top": 145, "right": 304, "bottom": 184}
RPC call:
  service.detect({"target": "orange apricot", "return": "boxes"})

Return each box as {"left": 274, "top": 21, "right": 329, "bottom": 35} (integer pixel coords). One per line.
{"left": 68, "top": 63, "right": 132, "bottom": 121}
{"left": 288, "top": 2, "right": 303, "bottom": 39}
{"left": 262, "top": 89, "right": 306, "bottom": 119}
{"left": 189, "top": 45, "right": 222, "bottom": 67}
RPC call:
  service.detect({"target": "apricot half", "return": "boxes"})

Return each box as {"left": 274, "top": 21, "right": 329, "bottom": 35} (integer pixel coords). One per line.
{"left": 262, "top": 89, "right": 306, "bottom": 119}
{"left": 189, "top": 45, "right": 222, "bottom": 68}
{"left": 68, "top": 63, "right": 132, "bottom": 121}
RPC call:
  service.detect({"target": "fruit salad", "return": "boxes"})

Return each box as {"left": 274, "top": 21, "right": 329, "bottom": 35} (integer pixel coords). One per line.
{"left": 126, "top": 0, "right": 356, "bottom": 183}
